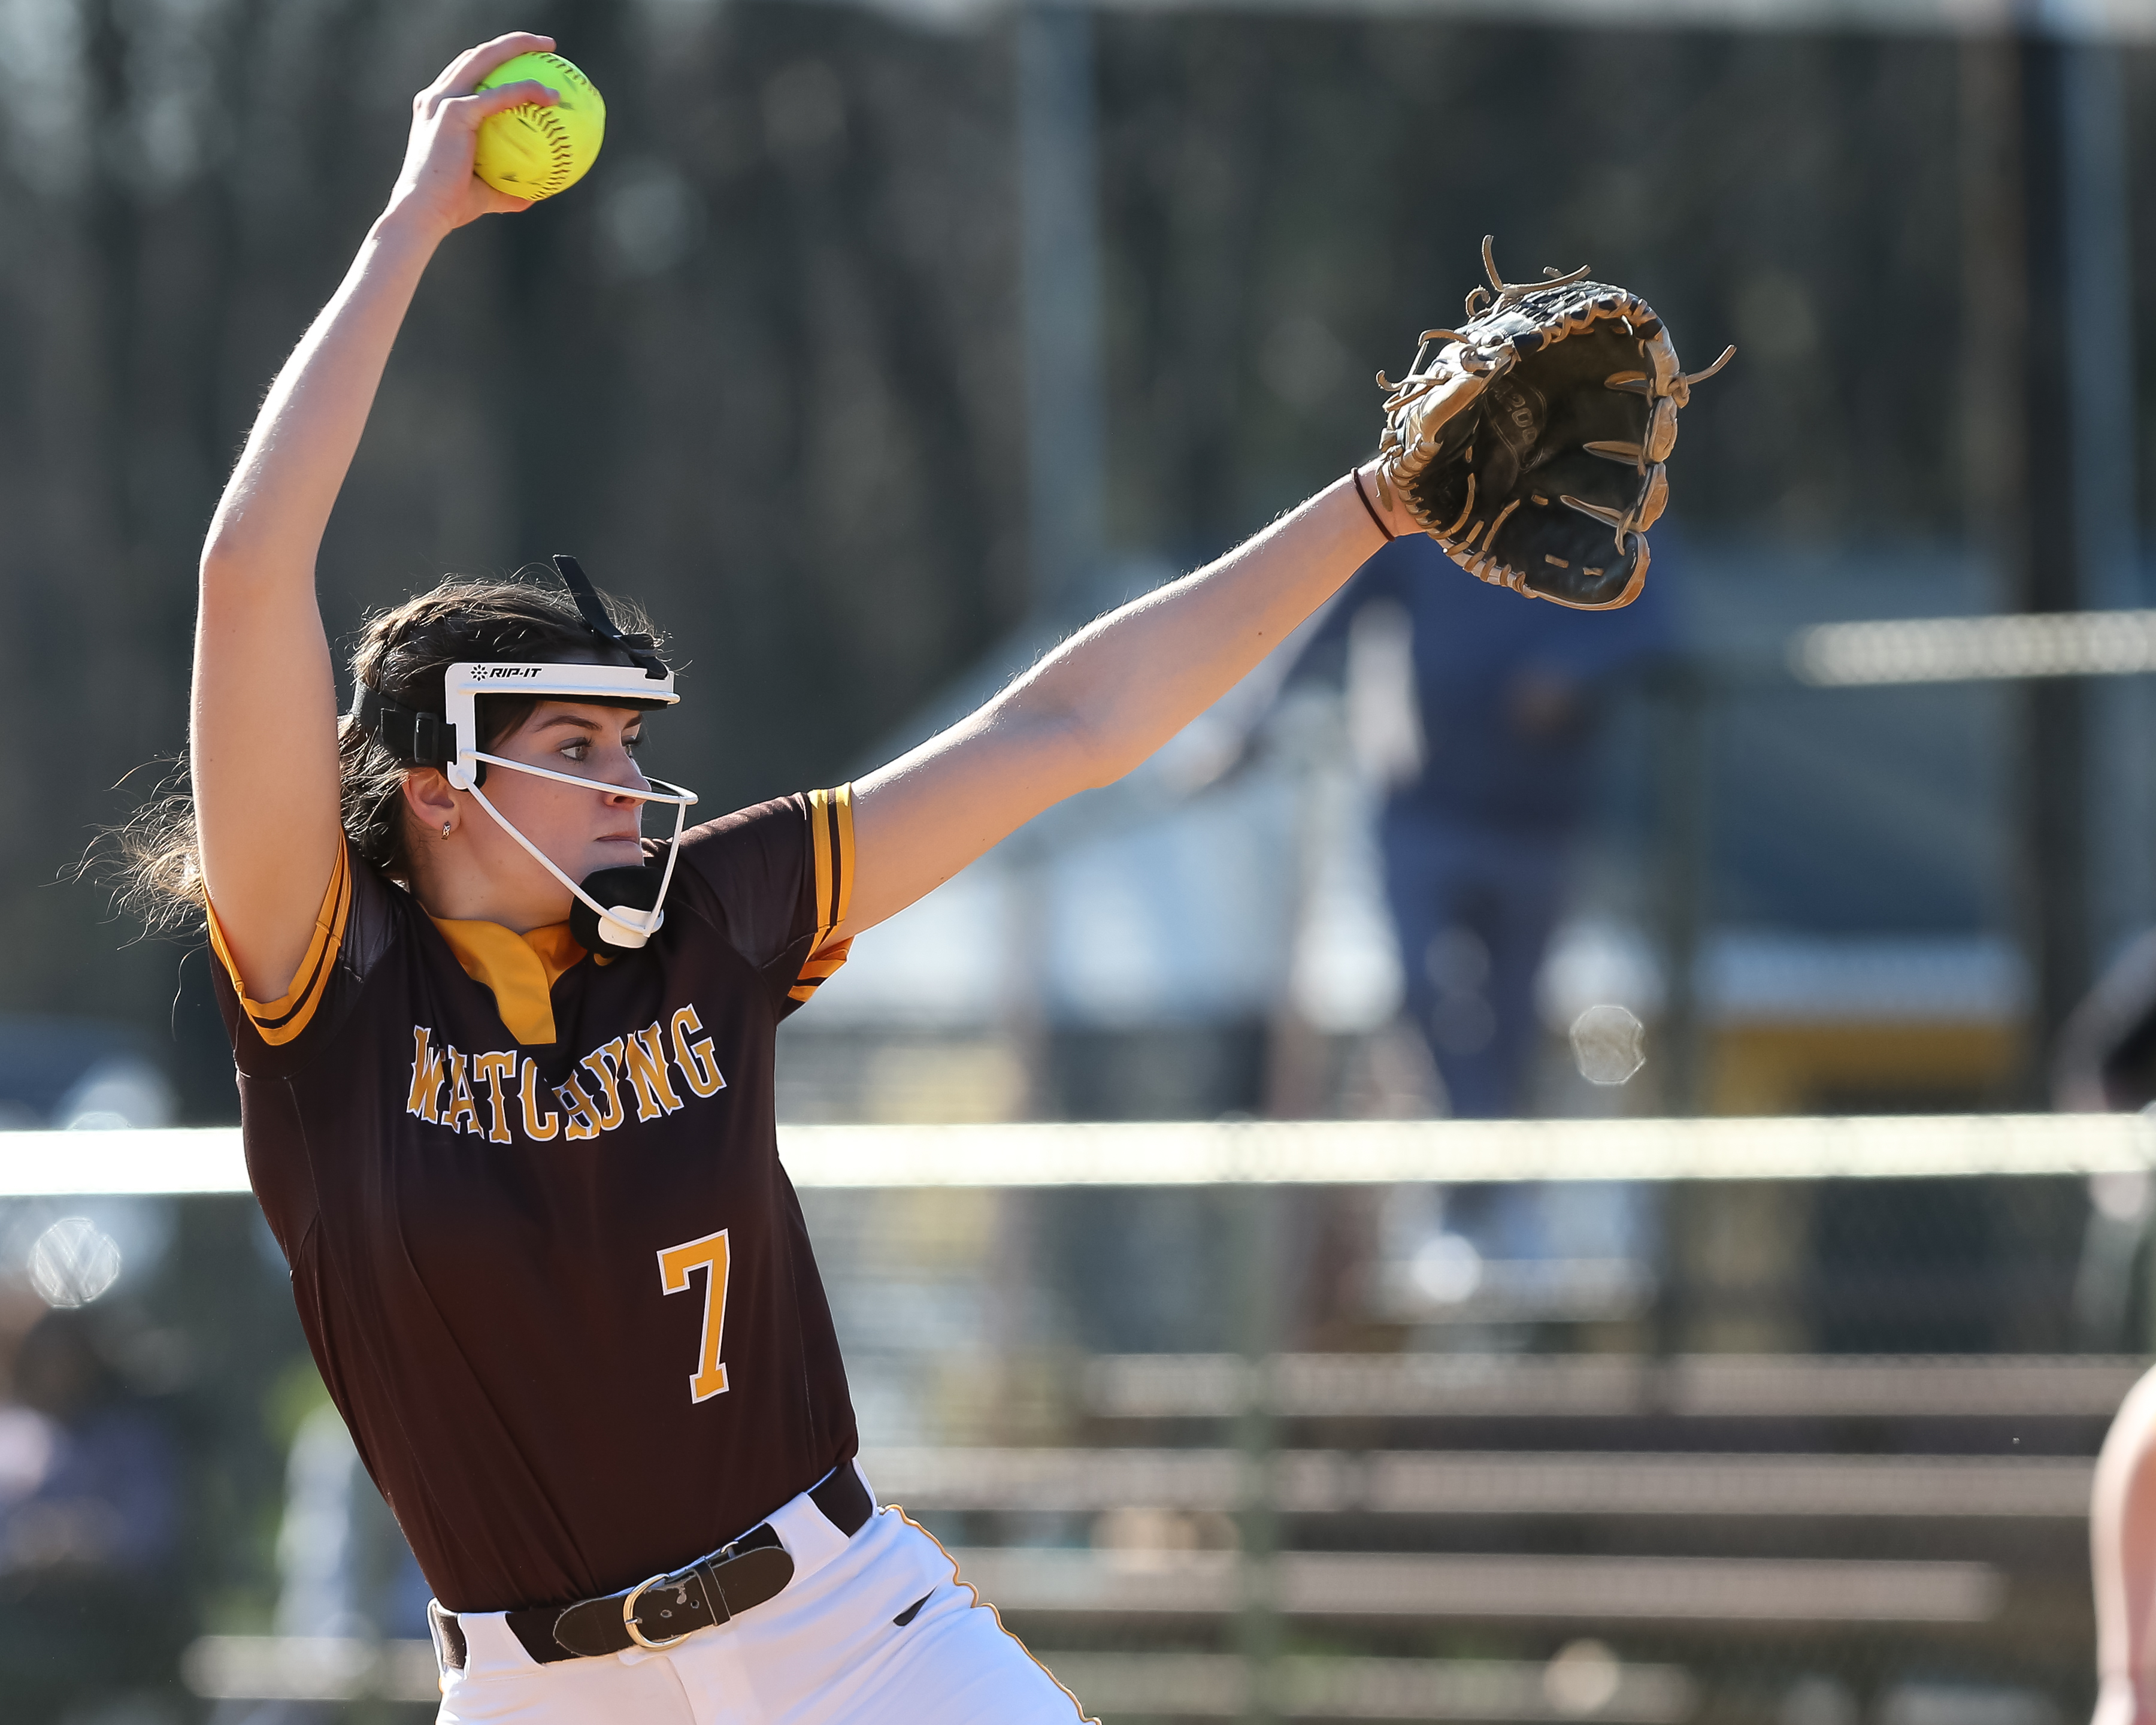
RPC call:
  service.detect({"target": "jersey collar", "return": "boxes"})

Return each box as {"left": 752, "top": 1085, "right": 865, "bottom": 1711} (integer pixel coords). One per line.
{"left": 429, "top": 917, "right": 588, "bottom": 1046}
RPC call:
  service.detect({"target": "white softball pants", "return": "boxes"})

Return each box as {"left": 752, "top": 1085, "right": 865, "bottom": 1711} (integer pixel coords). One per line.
{"left": 431, "top": 1467, "right": 1093, "bottom": 1725}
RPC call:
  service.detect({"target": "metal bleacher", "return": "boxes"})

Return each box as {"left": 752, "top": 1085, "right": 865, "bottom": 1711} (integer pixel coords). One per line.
{"left": 860, "top": 1351, "right": 2125, "bottom": 1717}
{"left": 175, "top": 1346, "right": 2126, "bottom": 1717}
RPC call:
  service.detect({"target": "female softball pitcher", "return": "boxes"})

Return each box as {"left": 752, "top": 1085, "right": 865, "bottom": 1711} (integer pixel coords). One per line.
{"left": 152, "top": 29, "right": 1445, "bottom": 1725}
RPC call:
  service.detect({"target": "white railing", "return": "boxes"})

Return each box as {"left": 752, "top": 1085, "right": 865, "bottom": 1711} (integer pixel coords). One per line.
{"left": 6, "top": 1112, "right": 2151, "bottom": 1197}
{"left": 1792, "top": 608, "right": 2156, "bottom": 686}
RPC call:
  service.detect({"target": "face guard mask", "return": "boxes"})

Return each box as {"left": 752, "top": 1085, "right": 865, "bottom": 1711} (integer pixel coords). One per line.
{"left": 350, "top": 556, "right": 700, "bottom": 953}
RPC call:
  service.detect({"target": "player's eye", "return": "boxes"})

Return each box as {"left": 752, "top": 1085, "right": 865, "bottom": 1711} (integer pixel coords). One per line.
{"left": 624, "top": 733, "right": 643, "bottom": 756}
{"left": 559, "top": 739, "right": 590, "bottom": 762}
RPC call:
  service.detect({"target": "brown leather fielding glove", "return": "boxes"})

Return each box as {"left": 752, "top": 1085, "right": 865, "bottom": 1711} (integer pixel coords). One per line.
{"left": 1375, "top": 238, "right": 1732, "bottom": 610}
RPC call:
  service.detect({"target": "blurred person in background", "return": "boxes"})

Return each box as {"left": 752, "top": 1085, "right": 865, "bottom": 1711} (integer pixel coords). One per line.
{"left": 2051, "top": 942, "right": 2156, "bottom": 1352}
{"left": 216, "top": 1400, "right": 432, "bottom": 1725}
{"left": 1300, "top": 531, "right": 1676, "bottom": 1116}
{"left": 271, "top": 1403, "right": 431, "bottom": 1645}
{"left": 2055, "top": 932, "right": 2156, "bottom": 1113}
{"left": 0, "top": 1308, "right": 184, "bottom": 1723}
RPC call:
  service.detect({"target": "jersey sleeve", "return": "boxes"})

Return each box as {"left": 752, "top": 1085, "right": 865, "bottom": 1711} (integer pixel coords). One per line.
{"left": 206, "top": 841, "right": 401, "bottom": 1075}
{"left": 673, "top": 786, "right": 855, "bottom": 1016}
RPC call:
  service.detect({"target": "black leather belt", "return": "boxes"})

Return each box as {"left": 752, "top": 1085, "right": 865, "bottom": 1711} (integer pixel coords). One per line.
{"left": 431, "top": 1464, "right": 874, "bottom": 1669}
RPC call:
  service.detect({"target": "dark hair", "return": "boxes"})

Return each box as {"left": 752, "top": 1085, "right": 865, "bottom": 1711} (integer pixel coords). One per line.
{"left": 108, "top": 571, "right": 662, "bottom": 933}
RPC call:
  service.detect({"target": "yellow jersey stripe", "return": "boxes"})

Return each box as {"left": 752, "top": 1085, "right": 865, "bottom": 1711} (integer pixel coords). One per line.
{"left": 205, "top": 842, "right": 353, "bottom": 1046}
{"left": 807, "top": 791, "right": 834, "bottom": 934}
{"left": 796, "top": 785, "right": 856, "bottom": 1004}
{"left": 787, "top": 937, "right": 854, "bottom": 1002}
{"left": 807, "top": 784, "right": 855, "bottom": 939}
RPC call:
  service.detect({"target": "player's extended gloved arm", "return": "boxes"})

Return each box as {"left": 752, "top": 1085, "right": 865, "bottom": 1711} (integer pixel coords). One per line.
{"left": 833, "top": 241, "right": 1721, "bottom": 939}
{"left": 1373, "top": 237, "right": 1732, "bottom": 611}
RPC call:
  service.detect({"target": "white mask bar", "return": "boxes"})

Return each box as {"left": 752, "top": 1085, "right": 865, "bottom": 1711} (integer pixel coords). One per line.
{"left": 455, "top": 766, "right": 695, "bottom": 948}
{"left": 442, "top": 660, "right": 678, "bottom": 771}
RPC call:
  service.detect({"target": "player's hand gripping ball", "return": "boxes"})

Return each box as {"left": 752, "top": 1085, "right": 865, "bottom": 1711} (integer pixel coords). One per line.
{"left": 1373, "top": 238, "right": 1734, "bottom": 610}
{"left": 474, "top": 52, "right": 605, "bottom": 201}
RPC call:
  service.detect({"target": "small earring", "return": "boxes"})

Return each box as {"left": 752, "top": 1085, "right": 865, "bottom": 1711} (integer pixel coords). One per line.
{"left": 441, "top": 821, "right": 453, "bottom": 840}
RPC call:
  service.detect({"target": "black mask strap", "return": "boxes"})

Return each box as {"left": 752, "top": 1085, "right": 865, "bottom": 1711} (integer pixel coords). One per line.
{"left": 352, "top": 683, "right": 456, "bottom": 768}
{"left": 553, "top": 554, "right": 665, "bottom": 679}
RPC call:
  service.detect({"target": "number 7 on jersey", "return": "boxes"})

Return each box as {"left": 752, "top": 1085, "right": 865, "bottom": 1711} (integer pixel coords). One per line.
{"left": 658, "top": 1230, "right": 731, "bottom": 1403}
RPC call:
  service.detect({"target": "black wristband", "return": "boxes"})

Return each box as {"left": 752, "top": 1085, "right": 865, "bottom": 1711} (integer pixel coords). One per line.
{"left": 1351, "top": 470, "right": 1396, "bottom": 541}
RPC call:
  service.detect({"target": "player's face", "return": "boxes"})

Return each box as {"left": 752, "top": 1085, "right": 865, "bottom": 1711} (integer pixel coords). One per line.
{"left": 465, "top": 699, "right": 655, "bottom": 897}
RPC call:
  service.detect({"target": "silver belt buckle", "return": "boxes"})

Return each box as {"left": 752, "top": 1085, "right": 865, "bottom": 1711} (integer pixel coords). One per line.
{"left": 622, "top": 1572, "right": 694, "bottom": 1651}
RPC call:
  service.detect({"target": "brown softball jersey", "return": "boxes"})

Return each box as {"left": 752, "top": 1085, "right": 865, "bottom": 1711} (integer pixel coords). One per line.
{"left": 208, "top": 789, "right": 860, "bottom": 1615}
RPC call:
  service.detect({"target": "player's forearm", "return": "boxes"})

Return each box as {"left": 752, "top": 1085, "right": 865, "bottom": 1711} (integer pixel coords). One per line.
{"left": 199, "top": 211, "right": 442, "bottom": 591}
{"left": 839, "top": 471, "right": 1399, "bottom": 935}
{"left": 1003, "top": 470, "right": 1398, "bottom": 788}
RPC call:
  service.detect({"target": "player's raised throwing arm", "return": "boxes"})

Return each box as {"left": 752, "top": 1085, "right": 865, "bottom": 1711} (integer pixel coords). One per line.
{"left": 190, "top": 34, "right": 559, "bottom": 1004}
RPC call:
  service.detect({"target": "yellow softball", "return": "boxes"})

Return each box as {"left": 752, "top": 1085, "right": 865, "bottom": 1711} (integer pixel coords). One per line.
{"left": 473, "top": 52, "right": 605, "bottom": 201}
